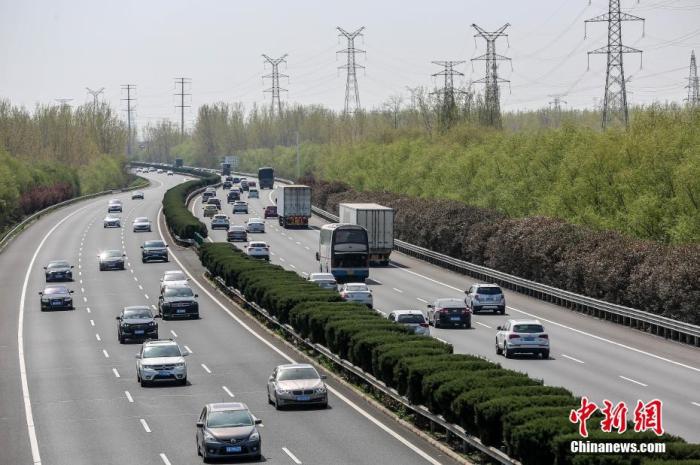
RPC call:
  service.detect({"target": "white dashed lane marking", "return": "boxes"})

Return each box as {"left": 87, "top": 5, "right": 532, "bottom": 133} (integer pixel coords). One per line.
{"left": 222, "top": 386, "right": 235, "bottom": 398}
{"left": 619, "top": 375, "right": 647, "bottom": 387}
{"left": 125, "top": 391, "right": 134, "bottom": 403}
{"left": 283, "top": 447, "right": 302, "bottom": 464}
{"left": 170, "top": 330, "right": 178, "bottom": 338}
{"left": 475, "top": 322, "right": 491, "bottom": 329}
{"left": 561, "top": 354, "right": 585, "bottom": 364}
{"left": 112, "top": 368, "right": 121, "bottom": 378}
{"left": 103, "top": 350, "right": 110, "bottom": 358}
{"left": 201, "top": 364, "right": 212, "bottom": 374}
{"left": 140, "top": 419, "right": 151, "bottom": 433}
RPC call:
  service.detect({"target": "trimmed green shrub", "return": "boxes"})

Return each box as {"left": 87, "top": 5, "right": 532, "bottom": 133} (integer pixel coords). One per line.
{"left": 373, "top": 342, "right": 453, "bottom": 385}
{"left": 502, "top": 406, "right": 574, "bottom": 452}
{"left": 509, "top": 417, "right": 578, "bottom": 465}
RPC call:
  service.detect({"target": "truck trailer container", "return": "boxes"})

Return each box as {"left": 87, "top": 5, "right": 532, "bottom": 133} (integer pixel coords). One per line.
{"left": 339, "top": 203, "right": 394, "bottom": 266}
{"left": 275, "top": 185, "right": 312, "bottom": 228}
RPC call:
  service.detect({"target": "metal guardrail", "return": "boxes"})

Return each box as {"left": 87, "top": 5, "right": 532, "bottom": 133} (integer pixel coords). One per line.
{"left": 210, "top": 274, "right": 516, "bottom": 465}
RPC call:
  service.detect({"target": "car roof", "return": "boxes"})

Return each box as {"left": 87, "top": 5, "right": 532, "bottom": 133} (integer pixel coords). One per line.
{"left": 278, "top": 363, "right": 314, "bottom": 370}
{"left": 208, "top": 402, "right": 249, "bottom": 412}
{"left": 134, "top": 217, "right": 149, "bottom": 221}
{"left": 163, "top": 282, "right": 191, "bottom": 289}
{"left": 435, "top": 298, "right": 466, "bottom": 307}
{"left": 123, "top": 305, "right": 151, "bottom": 312}
{"left": 310, "top": 273, "right": 335, "bottom": 280}
{"left": 345, "top": 282, "right": 368, "bottom": 286}
{"left": 47, "top": 260, "right": 69, "bottom": 265}
{"left": 249, "top": 241, "right": 268, "bottom": 246}
{"left": 229, "top": 225, "right": 245, "bottom": 230}
{"left": 143, "top": 339, "right": 178, "bottom": 347}
{"left": 204, "top": 204, "right": 218, "bottom": 209}
{"left": 213, "top": 213, "right": 228, "bottom": 218}
{"left": 507, "top": 319, "right": 542, "bottom": 326}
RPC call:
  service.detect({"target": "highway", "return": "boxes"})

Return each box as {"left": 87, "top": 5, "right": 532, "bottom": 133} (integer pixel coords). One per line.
{"left": 0, "top": 173, "right": 462, "bottom": 465}
{"left": 192, "top": 177, "right": 700, "bottom": 442}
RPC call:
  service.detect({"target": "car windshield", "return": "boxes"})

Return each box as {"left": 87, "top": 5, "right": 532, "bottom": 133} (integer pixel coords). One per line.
{"left": 103, "top": 250, "right": 122, "bottom": 258}
{"left": 513, "top": 324, "right": 545, "bottom": 333}
{"left": 397, "top": 314, "right": 425, "bottom": 324}
{"left": 144, "top": 241, "right": 165, "bottom": 248}
{"left": 164, "top": 287, "right": 194, "bottom": 297}
{"left": 207, "top": 410, "right": 254, "bottom": 428}
{"left": 164, "top": 273, "right": 186, "bottom": 282}
{"left": 124, "top": 308, "right": 152, "bottom": 318}
{"left": 142, "top": 345, "right": 181, "bottom": 358}
{"left": 249, "top": 219, "right": 263, "bottom": 224}
{"left": 135, "top": 217, "right": 149, "bottom": 223}
{"left": 477, "top": 286, "right": 503, "bottom": 295}
{"left": 278, "top": 367, "right": 319, "bottom": 381}
{"left": 47, "top": 261, "right": 69, "bottom": 268}
{"left": 249, "top": 243, "right": 267, "bottom": 248}
{"left": 44, "top": 287, "right": 67, "bottom": 295}
{"left": 346, "top": 284, "right": 368, "bottom": 292}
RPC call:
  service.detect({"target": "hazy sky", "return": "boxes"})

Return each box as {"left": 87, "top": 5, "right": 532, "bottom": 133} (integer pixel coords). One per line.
{"left": 1, "top": 0, "right": 699, "bottom": 129}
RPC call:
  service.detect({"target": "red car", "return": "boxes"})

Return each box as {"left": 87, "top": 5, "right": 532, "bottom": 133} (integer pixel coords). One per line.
{"left": 264, "top": 206, "right": 278, "bottom": 218}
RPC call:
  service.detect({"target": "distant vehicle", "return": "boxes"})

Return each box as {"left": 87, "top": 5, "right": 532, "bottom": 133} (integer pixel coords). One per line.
{"left": 98, "top": 250, "right": 126, "bottom": 271}
{"left": 196, "top": 403, "right": 262, "bottom": 461}
{"left": 232, "top": 201, "right": 248, "bottom": 214}
{"left": 159, "top": 283, "right": 199, "bottom": 320}
{"left": 275, "top": 185, "right": 311, "bottom": 228}
{"left": 167, "top": 170, "right": 174, "bottom": 176}
{"left": 263, "top": 205, "right": 277, "bottom": 218}
{"left": 232, "top": 177, "right": 240, "bottom": 184}
{"left": 496, "top": 319, "right": 550, "bottom": 359}
{"left": 307, "top": 272, "right": 337, "bottom": 290}
{"left": 103, "top": 215, "right": 121, "bottom": 228}
{"left": 227, "top": 190, "right": 240, "bottom": 203}
{"left": 156, "top": 169, "right": 164, "bottom": 174}
{"left": 248, "top": 181, "right": 257, "bottom": 189}
{"left": 39, "top": 285, "right": 74, "bottom": 311}
{"left": 225, "top": 176, "right": 234, "bottom": 182}
{"left": 339, "top": 282, "right": 373, "bottom": 308}
{"left": 227, "top": 225, "right": 247, "bottom": 242}
{"left": 388, "top": 310, "right": 430, "bottom": 336}
{"left": 246, "top": 241, "right": 270, "bottom": 260}
{"left": 131, "top": 191, "right": 144, "bottom": 200}
{"left": 248, "top": 188, "right": 259, "bottom": 199}
{"left": 211, "top": 213, "right": 230, "bottom": 230}
{"left": 203, "top": 204, "right": 218, "bottom": 218}
{"left": 206, "top": 198, "right": 221, "bottom": 210}
{"left": 258, "top": 167, "right": 274, "bottom": 189}
{"left": 135, "top": 339, "right": 188, "bottom": 386}
{"left": 221, "top": 162, "right": 231, "bottom": 176}
{"left": 339, "top": 203, "right": 394, "bottom": 266}
{"left": 317, "top": 223, "right": 369, "bottom": 283}
{"left": 132, "top": 217, "right": 151, "bottom": 232}
{"left": 141, "top": 240, "right": 169, "bottom": 263}
{"left": 175, "top": 158, "right": 183, "bottom": 168}
{"left": 107, "top": 199, "right": 122, "bottom": 213}
{"left": 267, "top": 363, "right": 328, "bottom": 410}
{"left": 222, "top": 180, "right": 232, "bottom": 189}
{"left": 149, "top": 167, "right": 156, "bottom": 172}
{"left": 160, "top": 270, "right": 189, "bottom": 293}
{"left": 466, "top": 283, "right": 505, "bottom": 314}
{"left": 427, "top": 298, "right": 471, "bottom": 329}
{"left": 245, "top": 218, "right": 265, "bottom": 233}
{"left": 240, "top": 179, "right": 249, "bottom": 191}
{"left": 44, "top": 260, "right": 74, "bottom": 282}
{"left": 202, "top": 188, "right": 216, "bottom": 202}
{"left": 116, "top": 306, "right": 159, "bottom": 343}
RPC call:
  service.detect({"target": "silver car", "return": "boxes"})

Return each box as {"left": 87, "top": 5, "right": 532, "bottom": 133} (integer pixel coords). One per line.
{"left": 211, "top": 214, "right": 230, "bottom": 230}
{"left": 103, "top": 215, "right": 121, "bottom": 228}
{"left": 267, "top": 364, "right": 328, "bottom": 409}
{"left": 245, "top": 218, "right": 265, "bottom": 233}
{"left": 388, "top": 310, "right": 430, "bottom": 336}
{"left": 496, "top": 319, "right": 550, "bottom": 359}
{"left": 233, "top": 201, "right": 248, "bottom": 214}
{"left": 339, "top": 283, "right": 373, "bottom": 308}
{"left": 132, "top": 217, "right": 151, "bottom": 232}
{"left": 466, "top": 283, "right": 505, "bottom": 314}
{"left": 135, "top": 339, "right": 188, "bottom": 386}
{"left": 196, "top": 403, "right": 262, "bottom": 462}
{"left": 160, "top": 270, "right": 189, "bottom": 293}
{"left": 308, "top": 272, "right": 337, "bottom": 290}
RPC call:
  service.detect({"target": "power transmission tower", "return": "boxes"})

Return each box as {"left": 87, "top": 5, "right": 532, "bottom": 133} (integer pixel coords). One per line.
{"left": 337, "top": 27, "right": 365, "bottom": 114}
{"left": 431, "top": 61, "right": 465, "bottom": 130}
{"left": 549, "top": 95, "right": 568, "bottom": 112}
{"left": 586, "top": 0, "right": 644, "bottom": 129}
{"left": 174, "top": 77, "right": 191, "bottom": 138}
{"left": 262, "top": 55, "right": 288, "bottom": 116}
{"left": 85, "top": 87, "right": 105, "bottom": 107}
{"left": 686, "top": 50, "right": 699, "bottom": 107}
{"left": 471, "top": 24, "right": 511, "bottom": 128}
{"left": 121, "top": 84, "right": 136, "bottom": 157}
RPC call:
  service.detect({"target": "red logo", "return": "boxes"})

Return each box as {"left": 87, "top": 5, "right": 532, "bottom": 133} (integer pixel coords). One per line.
{"left": 633, "top": 399, "right": 664, "bottom": 436}
{"left": 569, "top": 397, "right": 598, "bottom": 438}
{"left": 569, "top": 398, "right": 664, "bottom": 437}
{"left": 601, "top": 400, "right": 628, "bottom": 434}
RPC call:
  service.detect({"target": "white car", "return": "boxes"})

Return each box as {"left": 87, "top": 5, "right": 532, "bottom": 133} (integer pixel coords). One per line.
{"left": 167, "top": 170, "right": 174, "bottom": 176}
{"left": 339, "top": 283, "right": 373, "bottom": 308}
{"left": 465, "top": 283, "right": 505, "bottom": 314}
{"left": 135, "top": 339, "right": 188, "bottom": 386}
{"left": 248, "top": 188, "right": 259, "bottom": 199}
{"left": 388, "top": 310, "right": 430, "bottom": 336}
{"left": 107, "top": 199, "right": 122, "bottom": 213}
{"left": 246, "top": 241, "right": 270, "bottom": 261}
{"left": 308, "top": 273, "right": 337, "bottom": 290}
{"left": 210, "top": 214, "right": 230, "bottom": 230}
{"left": 103, "top": 215, "right": 121, "bottom": 228}
{"left": 160, "top": 270, "right": 189, "bottom": 293}
{"left": 131, "top": 191, "right": 144, "bottom": 200}
{"left": 132, "top": 217, "right": 151, "bottom": 232}
{"left": 245, "top": 218, "right": 265, "bottom": 233}
{"left": 156, "top": 169, "right": 163, "bottom": 174}
{"left": 496, "top": 319, "right": 550, "bottom": 359}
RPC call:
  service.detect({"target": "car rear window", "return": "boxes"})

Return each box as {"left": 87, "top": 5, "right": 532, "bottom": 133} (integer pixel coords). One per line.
{"left": 48, "top": 261, "right": 69, "bottom": 268}
{"left": 397, "top": 314, "right": 425, "bottom": 324}
{"left": 145, "top": 241, "right": 165, "bottom": 248}
{"left": 164, "top": 287, "right": 194, "bottom": 297}
{"left": 124, "top": 308, "right": 152, "bottom": 318}
{"left": 513, "top": 324, "right": 544, "bottom": 333}
{"left": 477, "top": 286, "right": 502, "bottom": 295}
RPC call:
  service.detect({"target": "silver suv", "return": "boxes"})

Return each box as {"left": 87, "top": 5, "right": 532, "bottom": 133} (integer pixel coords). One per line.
{"left": 495, "top": 319, "right": 550, "bottom": 359}
{"left": 135, "top": 339, "right": 188, "bottom": 386}
{"left": 465, "top": 283, "right": 505, "bottom": 314}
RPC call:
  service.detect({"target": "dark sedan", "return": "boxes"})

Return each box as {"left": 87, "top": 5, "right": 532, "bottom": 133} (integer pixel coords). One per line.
{"left": 98, "top": 250, "right": 126, "bottom": 271}
{"left": 159, "top": 284, "right": 199, "bottom": 320}
{"left": 39, "top": 285, "right": 74, "bottom": 311}
{"left": 116, "top": 306, "right": 160, "bottom": 343}
{"left": 142, "top": 240, "right": 169, "bottom": 263}
{"left": 44, "top": 260, "right": 74, "bottom": 281}
{"left": 196, "top": 403, "right": 262, "bottom": 462}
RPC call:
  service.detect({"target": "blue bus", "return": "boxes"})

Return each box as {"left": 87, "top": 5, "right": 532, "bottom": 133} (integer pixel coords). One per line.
{"left": 316, "top": 223, "right": 369, "bottom": 283}
{"left": 258, "top": 167, "right": 274, "bottom": 189}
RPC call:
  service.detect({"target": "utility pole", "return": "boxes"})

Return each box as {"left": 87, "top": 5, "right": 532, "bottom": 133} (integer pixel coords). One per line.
{"left": 471, "top": 24, "right": 511, "bottom": 128}
{"left": 686, "top": 50, "right": 699, "bottom": 107}
{"left": 431, "top": 61, "right": 465, "bottom": 131}
{"left": 121, "top": 84, "right": 136, "bottom": 157}
{"left": 586, "top": 0, "right": 644, "bottom": 129}
{"left": 85, "top": 87, "right": 105, "bottom": 108}
{"left": 295, "top": 131, "right": 301, "bottom": 180}
{"left": 262, "top": 55, "right": 288, "bottom": 116}
{"left": 337, "top": 27, "right": 365, "bottom": 114}
{"left": 174, "top": 77, "right": 191, "bottom": 138}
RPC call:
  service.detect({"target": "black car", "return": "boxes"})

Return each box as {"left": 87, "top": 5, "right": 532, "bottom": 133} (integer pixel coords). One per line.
{"left": 39, "top": 285, "right": 74, "bottom": 311}
{"left": 232, "top": 177, "right": 240, "bottom": 184}
{"left": 227, "top": 190, "right": 240, "bottom": 203}
{"left": 142, "top": 240, "right": 169, "bottom": 263}
{"left": 223, "top": 180, "right": 232, "bottom": 189}
{"left": 159, "top": 284, "right": 199, "bottom": 320}
{"left": 196, "top": 403, "right": 262, "bottom": 462}
{"left": 225, "top": 176, "right": 234, "bottom": 182}
{"left": 44, "top": 260, "right": 74, "bottom": 281}
{"left": 427, "top": 298, "right": 472, "bottom": 329}
{"left": 98, "top": 250, "right": 126, "bottom": 271}
{"left": 116, "top": 306, "right": 160, "bottom": 343}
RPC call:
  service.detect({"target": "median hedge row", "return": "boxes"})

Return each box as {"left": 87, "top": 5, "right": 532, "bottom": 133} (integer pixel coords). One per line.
{"left": 193, "top": 242, "right": 694, "bottom": 465}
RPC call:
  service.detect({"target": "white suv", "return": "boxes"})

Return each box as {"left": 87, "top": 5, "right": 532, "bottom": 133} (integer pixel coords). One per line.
{"left": 135, "top": 339, "right": 188, "bottom": 386}
{"left": 465, "top": 283, "right": 505, "bottom": 314}
{"left": 495, "top": 319, "right": 550, "bottom": 359}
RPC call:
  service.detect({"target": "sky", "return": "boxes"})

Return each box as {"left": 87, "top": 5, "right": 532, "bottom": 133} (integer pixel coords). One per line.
{"left": 1, "top": 0, "right": 699, "bottom": 130}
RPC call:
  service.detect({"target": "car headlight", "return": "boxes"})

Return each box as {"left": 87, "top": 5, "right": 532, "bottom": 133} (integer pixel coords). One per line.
{"left": 248, "top": 430, "right": 260, "bottom": 442}
{"left": 276, "top": 388, "right": 289, "bottom": 394}
{"left": 174, "top": 362, "right": 185, "bottom": 368}
{"left": 203, "top": 430, "right": 216, "bottom": 442}
{"left": 314, "top": 386, "right": 327, "bottom": 394}
{"left": 65, "top": 297, "right": 72, "bottom": 302}
{"left": 41, "top": 298, "right": 48, "bottom": 302}
{"left": 148, "top": 321, "right": 156, "bottom": 327}
{"left": 142, "top": 365, "right": 156, "bottom": 371}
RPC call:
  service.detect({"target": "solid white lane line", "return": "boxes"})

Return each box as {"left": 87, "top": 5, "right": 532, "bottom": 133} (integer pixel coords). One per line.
{"left": 691, "top": 402, "right": 700, "bottom": 408}
{"left": 619, "top": 375, "right": 648, "bottom": 387}
{"left": 201, "top": 364, "right": 211, "bottom": 373}
{"left": 283, "top": 447, "right": 302, "bottom": 464}
{"left": 222, "top": 386, "right": 235, "bottom": 398}
{"left": 416, "top": 298, "right": 428, "bottom": 304}
{"left": 125, "top": 391, "right": 134, "bottom": 403}
{"left": 158, "top": 208, "right": 442, "bottom": 465}
{"left": 392, "top": 287, "right": 403, "bottom": 293}
{"left": 112, "top": 368, "right": 121, "bottom": 378}
{"left": 140, "top": 419, "right": 151, "bottom": 433}
{"left": 475, "top": 321, "right": 492, "bottom": 329}
{"left": 95, "top": 333, "right": 101, "bottom": 341}
{"left": 184, "top": 345, "right": 193, "bottom": 354}
{"left": 170, "top": 330, "right": 178, "bottom": 338}
{"left": 90, "top": 320, "right": 95, "bottom": 327}
{"left": 561, "top": 354, "right": 585, "bottom": 364}
{"left": 103, "top": 350, "right": 110, "bottom": 359}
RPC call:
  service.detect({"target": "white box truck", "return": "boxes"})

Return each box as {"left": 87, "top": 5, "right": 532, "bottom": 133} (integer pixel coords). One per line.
{"left": 339, "top": 203, "right": 394, "bottom": 266}
{"left": 276, "top": 185, "right": 312, "bottom": 228}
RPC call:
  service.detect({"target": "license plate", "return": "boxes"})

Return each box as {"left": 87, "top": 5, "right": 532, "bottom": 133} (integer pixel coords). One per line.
{"left": 176, "top": 309, "right": 186, "bottom": 314}
{"left": 226, "top": 446, "right": 242, "bottom": 453}
{"left": 51, "top": 300, "right": 62, "bottom": 305}
{"left": 158, "top": 371, "right": 169, "bottom": 376}
{"left": 297, "top": 395, "right": 311, "bottom": 401}
{"left": 450, "top": 316, "right": 461, "bottom": 321}
{"left": 524, "top": 337, "right": 534, "bottom": 341}
{"left": 134, "top": 330, "right": 144, "bottom": 335}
